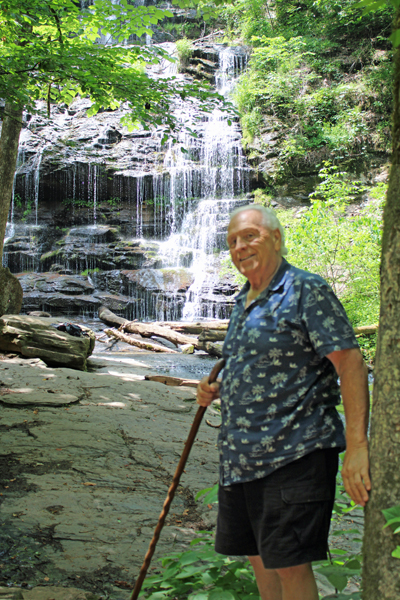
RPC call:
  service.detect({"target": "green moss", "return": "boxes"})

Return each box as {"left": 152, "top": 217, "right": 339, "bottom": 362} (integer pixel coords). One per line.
{"left": 40, "top": 250, "right": 60, "bottom": 261}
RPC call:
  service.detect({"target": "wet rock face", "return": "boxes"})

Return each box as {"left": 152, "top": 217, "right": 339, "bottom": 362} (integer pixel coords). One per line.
{"left": 5, "top": 42, "right": 251, "bottom": 320}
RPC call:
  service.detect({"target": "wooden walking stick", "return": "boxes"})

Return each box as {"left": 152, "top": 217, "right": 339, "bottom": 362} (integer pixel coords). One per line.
{"left": 130, "top": 358, "right": 226, "bottom": 600}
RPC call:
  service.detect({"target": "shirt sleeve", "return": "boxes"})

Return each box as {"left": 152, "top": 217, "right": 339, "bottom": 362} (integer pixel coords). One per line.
{"left": 300, "top": 276, "right": 359, "bottom": 358}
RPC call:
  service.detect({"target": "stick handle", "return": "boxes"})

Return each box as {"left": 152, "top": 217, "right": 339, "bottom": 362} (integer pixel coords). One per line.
{"left": 130, "top": 358, "right": 226, "bottom": 600}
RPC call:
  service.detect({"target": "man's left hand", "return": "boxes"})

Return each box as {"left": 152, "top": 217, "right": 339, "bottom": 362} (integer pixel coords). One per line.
{"left": 341, "top": 443, "right": 371, "bottom": 507}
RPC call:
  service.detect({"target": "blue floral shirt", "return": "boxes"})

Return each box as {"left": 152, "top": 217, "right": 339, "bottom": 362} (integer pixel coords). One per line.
{"left": 219, "top": 259, "right": 358, "bottom": 486}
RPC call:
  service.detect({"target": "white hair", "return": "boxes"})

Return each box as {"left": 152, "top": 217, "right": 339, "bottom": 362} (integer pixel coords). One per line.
{"left": 229, "top": 204, "right": 288, "bottom": 256}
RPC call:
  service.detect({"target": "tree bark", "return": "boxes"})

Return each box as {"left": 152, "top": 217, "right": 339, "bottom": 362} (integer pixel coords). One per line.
{"left": 199, "top": 329, "right": 227, "bottom": 342}
{"left": 0, "top": 102, "right": 23, "bottom": 261}
{"left": 99, "top": 305, "right": 129, "bottom": 328}
{"left": 104, "top": 328, "right": 178, "bottom": 353}
{"left": 362, "top": 9, "right": 400, "bottom": 598}
{"left": 155, "top": 320, "right": 229, "bottom": 334}
{"left": 123, "top": 321, "right": 199, "bottom": 348}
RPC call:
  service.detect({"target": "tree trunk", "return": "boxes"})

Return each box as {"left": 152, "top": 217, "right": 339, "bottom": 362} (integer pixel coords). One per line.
{"left": 362, "top": 9, "right": 400, "bottom": 598}
{"left": 0, "top": 102, "right": 23, "bottom": 261}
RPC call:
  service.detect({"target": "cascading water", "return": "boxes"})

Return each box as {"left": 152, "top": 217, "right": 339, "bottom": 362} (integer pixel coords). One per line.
{"left": 3, "top": 40, "right": 253, "bottom": 321}
{"left": 158, "top": 45, "right": 250, "bottom": 320}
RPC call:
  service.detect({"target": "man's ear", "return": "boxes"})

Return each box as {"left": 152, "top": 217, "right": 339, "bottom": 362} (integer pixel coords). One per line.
{"left": 273, "top": 228, "right": 282, "bottom": 251}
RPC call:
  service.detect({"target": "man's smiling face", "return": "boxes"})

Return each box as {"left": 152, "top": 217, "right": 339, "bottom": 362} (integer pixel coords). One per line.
{"left": 227, "top": 210, "right": 282, "bottom": 282}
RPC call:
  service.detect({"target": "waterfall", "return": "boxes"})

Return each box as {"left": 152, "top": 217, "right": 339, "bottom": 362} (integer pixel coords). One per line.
{"left": 158, "top": 45, "right": 250, "bottom": 320}
{"left": 3, "top": 42, "right": 252, "bottom": 322}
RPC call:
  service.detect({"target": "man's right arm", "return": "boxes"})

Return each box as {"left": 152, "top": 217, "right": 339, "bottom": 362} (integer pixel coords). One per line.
{"left": 196, "top": 376, "right": 220, "bottom": 407}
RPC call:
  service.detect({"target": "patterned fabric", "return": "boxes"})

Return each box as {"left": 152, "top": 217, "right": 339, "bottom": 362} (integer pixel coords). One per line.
{"left": 219, "top": 259, "right": 358, "bottom": 486}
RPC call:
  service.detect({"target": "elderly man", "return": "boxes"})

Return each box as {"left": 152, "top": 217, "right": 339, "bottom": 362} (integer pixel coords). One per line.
{"left": 197, "top": 205, "right": 370, "bottom": 600}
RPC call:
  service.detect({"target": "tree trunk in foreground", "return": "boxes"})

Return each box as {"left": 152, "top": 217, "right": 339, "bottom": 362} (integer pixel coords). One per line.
{"left": 0, "top": 102, "right": 23, "bottom": 261}
{"left": 362, "top": 10, "right": 400, "bottom": 598}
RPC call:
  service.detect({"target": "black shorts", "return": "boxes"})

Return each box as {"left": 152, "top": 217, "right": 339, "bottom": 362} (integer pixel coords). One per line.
{"left": 215, "top": 448, "right": 339, "bottom": 569}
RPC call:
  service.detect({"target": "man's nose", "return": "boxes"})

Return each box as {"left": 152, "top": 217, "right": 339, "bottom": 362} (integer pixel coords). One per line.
{"left": 235, "top": 236, "right": 247, "bottom": 251}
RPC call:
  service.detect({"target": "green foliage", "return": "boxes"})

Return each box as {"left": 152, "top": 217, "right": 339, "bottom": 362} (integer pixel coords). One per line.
{"left": 106, "top": 197, "right": 120, "bottom": 207}
{"left": 225, "top": 0, "right": 393, "bottom": 172}
{"left": 382, "top": 504, "right": 400, "bottom": 559}
{"left": 176, "top": 37, "right": 194, "bottom": 67}
{"left": 221, "top": 164, "right": 385, "bottom": 330}
{"left": 276, "top": 164, "right": 384, "bottom": 326}
{"left": 0, "top": 0, "right": 230, "bottom": 143}
{"left": 143, "top": 460, "right": 363, "bottom": 599}
{"left": 221, "top": 0, "right": 275, "bottom": 41}
{"left": 357, "top": 333, "right": 378, "bottom": 365}
{"left": 62, "top": 197, "right": 93, "bottom": 209}
{"left": 142, "top": 535, "right": 259, "bottom": 599}
{"left": 13, "top": 193, "right": 23, "bottom": 209}
{"left": 81, "top": 268, "right": 100, "bottom": 276}
{"left": 14, "top": 193, "right": 33, "bottom": 219}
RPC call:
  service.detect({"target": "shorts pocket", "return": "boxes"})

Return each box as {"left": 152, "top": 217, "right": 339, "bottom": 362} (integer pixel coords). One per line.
{"left": 281, "top": 483, "right": 331, "bottom": 504}
{"left": 279, "top": 483, "right": 332, "bottom": 550}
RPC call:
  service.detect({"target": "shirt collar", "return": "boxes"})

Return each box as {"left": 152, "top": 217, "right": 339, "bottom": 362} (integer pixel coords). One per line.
{"left": 235, "top": 258, "right": 291, "bottom": 304}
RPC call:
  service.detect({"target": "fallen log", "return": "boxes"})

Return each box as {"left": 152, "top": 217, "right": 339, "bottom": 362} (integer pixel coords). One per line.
{"left": 197, "top": 341, "right": 223, "bottom": 358}
{"left": 122, "top": 321, "right": 199, "bottom": 348}
{"left": 144, "top": 375, "right": 199, "bottom": 388}
{"left": 353, "top": 324, "right": 378, "bottom": 335}
{"left": 155, "top": 320, "right": 229, "bottom": 334}
{"left": 104, "top": 329, "right": 178, "bottom": 353}
{"left": 99, "top": 305, "right": 129, "bottom": 328}
{"left": 199, "top": 329, "right": 227, "bottom": 343}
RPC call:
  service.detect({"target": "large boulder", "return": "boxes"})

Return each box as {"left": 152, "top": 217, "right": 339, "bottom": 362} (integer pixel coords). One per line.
{"left": 0, "top": 315, "right": 95, "bottom": 370}
{"left": 0, "top": 267, "right": 23, "bottom": 316}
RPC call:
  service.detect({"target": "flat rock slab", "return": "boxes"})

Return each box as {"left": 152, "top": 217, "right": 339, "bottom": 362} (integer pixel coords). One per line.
{"left": 0, "top": 353, "right": 220, "bottom": 599}
{"left": 0, "top": 358, "right": 85, "bottom": 405}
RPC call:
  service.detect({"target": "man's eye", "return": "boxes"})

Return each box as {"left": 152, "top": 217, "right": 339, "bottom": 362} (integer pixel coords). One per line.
{"left": 229, "top": 239, "right": 236, "bottom": 248}
{"left": 246, "top": 233, "right": 255, "bottom": 240}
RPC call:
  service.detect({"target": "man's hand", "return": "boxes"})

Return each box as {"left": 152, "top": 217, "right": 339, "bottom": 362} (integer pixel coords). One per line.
{"left": 342, "top": 443, "right": 371, "bottom": 507}
{"left": 327, "top": 347, "right": 371, "bottom": 507}
{"left": 196, "top": 375, "right": 220, "bottom": 407}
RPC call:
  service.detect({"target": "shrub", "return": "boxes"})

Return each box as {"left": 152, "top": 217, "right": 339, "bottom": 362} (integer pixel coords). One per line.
{"left": 176, "top": 38, "right": 194, "bottom": 67}
{"left": 220, "top": 164, "right": 385, "bottom": 328}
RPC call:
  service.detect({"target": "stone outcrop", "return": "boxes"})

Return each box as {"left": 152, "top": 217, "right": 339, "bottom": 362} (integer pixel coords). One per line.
{"left": 0, "top": 267, "right": 23, "bottom": 316}
{"left": 242, "top": 115, "right": 389, "bottom": 205}
{"left": 0, "top": 315, "right": 95, "bottom": 370}
{"left": 3, "top": 42, "right": 248, "bottom": 320}
{"left": 0, "top": 353, "right": 221, "bottom": 598}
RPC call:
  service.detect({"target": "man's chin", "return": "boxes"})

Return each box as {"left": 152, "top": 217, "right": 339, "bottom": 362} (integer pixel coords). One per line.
{"left": 239, "top": 263, "right": 257, "bottom": 276}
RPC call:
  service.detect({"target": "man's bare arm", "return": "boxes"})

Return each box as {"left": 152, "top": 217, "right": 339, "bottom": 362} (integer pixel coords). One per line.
{"left": 327, "top": 347, "right": 371, "bottom": 507}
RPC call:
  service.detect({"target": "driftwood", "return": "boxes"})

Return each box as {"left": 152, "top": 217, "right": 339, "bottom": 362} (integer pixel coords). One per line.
{"left": 353, "top": 324, "right": 378, "bottom": 335}
{"left": 99, "top": 305, "right": 129, "bottom": 328}
{"left": 199, "top": 329, "right": 227, "bottom": 343}
{"left": 196, "top": 341, "right": 223, "bottom": 358}
{"left": 155, "top": 320, "right": 229, "bottom": 334}
{"left": 144, "top": 375, "right": 199, "bottom": 388}
{"left": 122, "top": 321, "right": 199, "bottom": 348}
{"left": 104, "top": 329, "right": 178, "bottom": 353}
